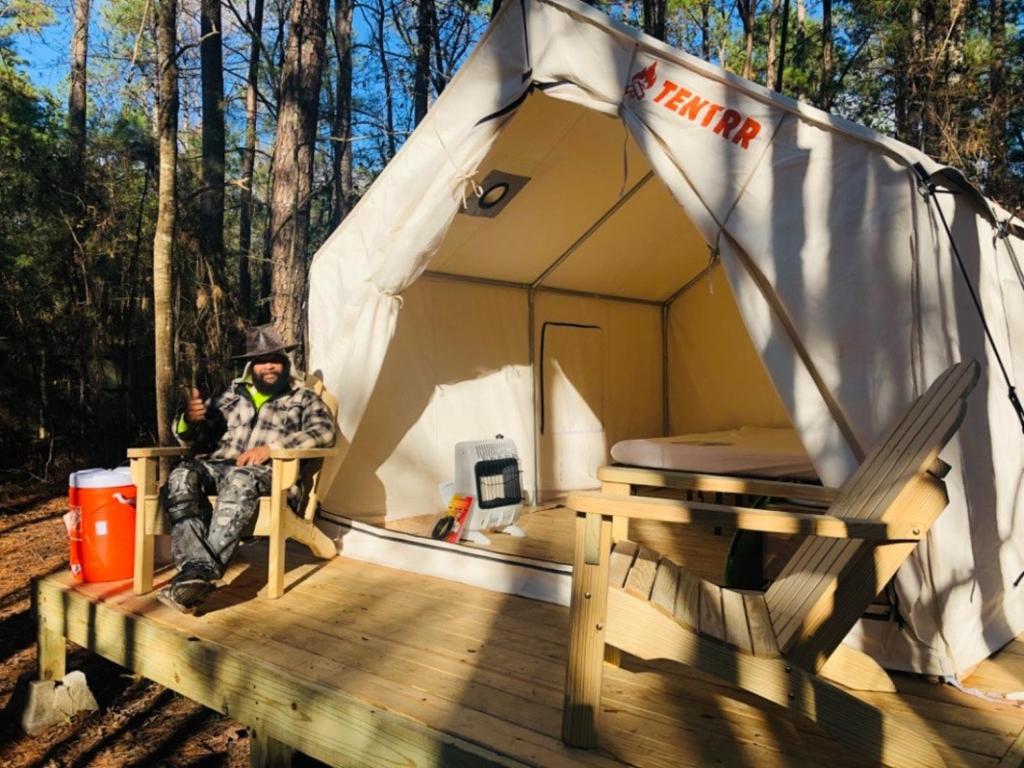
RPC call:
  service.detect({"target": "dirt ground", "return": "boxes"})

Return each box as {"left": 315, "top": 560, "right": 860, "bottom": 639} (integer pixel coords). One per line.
{"left": 0, "top": 484, "right": 303, "bottom": 767}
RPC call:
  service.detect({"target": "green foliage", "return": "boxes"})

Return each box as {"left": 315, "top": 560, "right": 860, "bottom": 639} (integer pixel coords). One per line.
{"left": 0, "top": 61, "right": 68, "bottom": 474}
{"left": 0, "top": 63, "right": 63, "bottom": 314}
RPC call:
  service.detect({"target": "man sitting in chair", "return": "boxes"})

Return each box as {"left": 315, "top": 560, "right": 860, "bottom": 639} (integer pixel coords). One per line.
{"left": 158, "top": 325, "right": 336, "bottom": 613}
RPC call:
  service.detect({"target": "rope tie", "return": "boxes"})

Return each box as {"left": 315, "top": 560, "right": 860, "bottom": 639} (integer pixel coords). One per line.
{"left": 452, "top": 168, "right": 484, "bottom": 209}
{"left": 706, "top": 246, "right": 721, "bottom": 294}
{"left": 431, "top": 122, "right": 483, "bottom": 209}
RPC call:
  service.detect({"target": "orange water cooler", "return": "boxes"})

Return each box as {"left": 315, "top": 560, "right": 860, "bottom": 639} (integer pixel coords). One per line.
{"left": 66, "top": 468, "right": 137, "bottom": 582}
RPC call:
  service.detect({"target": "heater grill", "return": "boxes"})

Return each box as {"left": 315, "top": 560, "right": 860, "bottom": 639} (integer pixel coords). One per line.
{"left": 475, "top": 458, "right": 523, "bottom": 509}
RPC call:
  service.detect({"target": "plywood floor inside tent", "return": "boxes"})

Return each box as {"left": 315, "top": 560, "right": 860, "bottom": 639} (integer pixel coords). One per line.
{"left": 39, "top": 541, "right": 1024, "bottom": 768}
{"left": 384, "top": 502, "right": 771, "bottom": 586}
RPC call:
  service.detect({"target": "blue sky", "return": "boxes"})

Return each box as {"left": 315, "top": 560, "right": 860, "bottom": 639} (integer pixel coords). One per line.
{"left": 14, "top": 1, "right": 80, "bottom": 97}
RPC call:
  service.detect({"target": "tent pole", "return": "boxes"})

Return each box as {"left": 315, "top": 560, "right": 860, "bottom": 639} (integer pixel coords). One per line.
{"left": 660, "top": 250, "right": 719, "bottom": 438}
{"left": 663, "top": 257, "right": 719, "bottom": 305}
{"left": 530, "top": 172, "right": 655, "bottom": 289}
{"left": 528, "top": 287, "right": 540, "bottom": 507}
{"left": 421, "top": 270, "right": 662, "bottom": 307}
{"left": 661, "top": 303, "right": 669, "bottom": 436}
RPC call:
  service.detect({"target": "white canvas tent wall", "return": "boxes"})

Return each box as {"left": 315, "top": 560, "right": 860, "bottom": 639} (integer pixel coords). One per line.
{"left": 307, "top": 0, "right": 1024, "bottom": 676}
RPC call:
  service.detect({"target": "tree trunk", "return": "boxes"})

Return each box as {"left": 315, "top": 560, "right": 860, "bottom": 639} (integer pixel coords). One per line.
{"left": 121, "top": 165, "right": 151, "bottom": 429}
{"left": 153, "top": 0, "right": 178, "bottom": 447}
{"left": 376, "top": 0, "right": 396, "bottom": 159}
{"left": 259, "top": 0, "right": 289, "bottom": 323}
{"left": 239, "top": 0, "right": 266, "bottom": 319}
{"left": 430, "top": 0, "right": 448, "bottom": 98}
{"left": 937, "top": 0, "right": 968, "bottom": 165}
{"left": 38, "top": 348, "right": 48, "bottom": 441}
{"left": 332, "top": 0, "right": 353, "bottom": 227}
{"left": 892, "top": 4, "right": 909, "bottom": 137}
{"left": 989, "top": 0, "right": 1006, "bottom": 198}
{"left": 818, "top": 0, "right": 832, "bottom": 108}
{"left": 909, "top": 1, "right": 926, "bottom": 149}
{"left": 200, "top": 0, "right": 226, "bottom": 360}
{"left": 268, "top": 0, "right": 329, "bottom": 350}
{"left": 643, "top": 0, "right": 666, "bottom": 41}
{"left": 736, "top": 0, "right": 756, "bottom": 79}
{"left": 700, "top": 1, "right": 710, "bottom": 60}
{"left": 68, "top": 0, "right": 93, "bottom": 442}
{"left": 69, "top": 0, "right": 89, "bottom": 191}
{"left": 765, "top": 0, "right": 779, "bottom": 88}
{"left": 794, "top": 0, "right": 806, "bottom": 99}
{"left": 413, "top": 0, "right": 434, "bottom": 125}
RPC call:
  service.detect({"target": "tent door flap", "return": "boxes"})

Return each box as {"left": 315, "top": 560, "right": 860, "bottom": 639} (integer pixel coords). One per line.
{"left": 538, "top": 322, "right": 606, "bottom": 496}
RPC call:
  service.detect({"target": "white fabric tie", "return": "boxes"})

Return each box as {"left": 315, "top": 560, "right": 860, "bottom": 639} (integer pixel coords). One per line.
{"left": 453, "top": 168, "right": 484, "bottom": 209}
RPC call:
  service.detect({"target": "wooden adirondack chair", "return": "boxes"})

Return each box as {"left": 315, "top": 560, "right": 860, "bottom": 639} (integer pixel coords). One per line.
{"left": 127, "top": 373, "right": 340, "bottom": 600}
{"left": 561, "top": 360, "right": 980, "bottom": 768}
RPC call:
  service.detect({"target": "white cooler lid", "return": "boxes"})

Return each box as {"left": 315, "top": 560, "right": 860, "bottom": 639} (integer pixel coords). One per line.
{"left": 70, "top": 467, "right": 133, "bottom": 488}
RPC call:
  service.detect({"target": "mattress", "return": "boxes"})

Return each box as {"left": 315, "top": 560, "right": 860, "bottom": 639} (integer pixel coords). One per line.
{"left": 610, "top": 426, "right": 817, "bottom": 480}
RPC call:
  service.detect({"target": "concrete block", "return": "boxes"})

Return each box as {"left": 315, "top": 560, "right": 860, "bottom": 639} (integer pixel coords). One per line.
{"left": 20, "top": 671, "right": 98, "bottom": 735}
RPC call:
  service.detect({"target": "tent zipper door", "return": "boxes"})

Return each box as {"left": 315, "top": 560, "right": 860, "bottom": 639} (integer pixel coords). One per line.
{"left": 537, "top": 322, "right": 606, "bottom": 500}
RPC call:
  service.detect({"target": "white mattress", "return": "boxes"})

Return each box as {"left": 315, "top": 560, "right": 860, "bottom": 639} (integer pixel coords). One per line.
{"left": 610, "top": 427, "right": 817, "bottom": 480}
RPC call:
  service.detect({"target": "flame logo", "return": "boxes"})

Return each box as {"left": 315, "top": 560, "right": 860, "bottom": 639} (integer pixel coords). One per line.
{"left": 626, "top": 62, "right": 657, "bottom": 100}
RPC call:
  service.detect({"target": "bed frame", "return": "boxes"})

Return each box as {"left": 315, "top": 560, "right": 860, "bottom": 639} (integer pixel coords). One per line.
{"left": 596, "top": 463, "right": 837, "bottom": 541}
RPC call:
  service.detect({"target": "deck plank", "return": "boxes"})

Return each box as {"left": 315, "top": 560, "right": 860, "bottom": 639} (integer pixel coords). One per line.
{"left": 201, "top": 601, "right": 580, "bottom": 752}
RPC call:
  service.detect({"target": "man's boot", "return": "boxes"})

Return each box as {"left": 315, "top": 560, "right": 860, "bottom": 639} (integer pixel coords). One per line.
{"left": 156, "top": 562, "right": 217, "bottom": 613}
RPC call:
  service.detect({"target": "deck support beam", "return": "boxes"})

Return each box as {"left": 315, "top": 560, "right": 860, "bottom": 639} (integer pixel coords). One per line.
{"left": 36, "top": 618, "right": 66, "bottom": 682}
{"left": 250, "top": 728, "right": 294, "bottom": 768}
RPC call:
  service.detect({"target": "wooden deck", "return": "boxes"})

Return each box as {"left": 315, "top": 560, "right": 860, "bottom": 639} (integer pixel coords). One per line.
{"left": 34, "top": 540, "right": 1024, "bottom": 768}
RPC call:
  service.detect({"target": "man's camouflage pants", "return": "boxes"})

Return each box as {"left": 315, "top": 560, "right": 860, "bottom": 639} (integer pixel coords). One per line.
{"left": 165, "top": 458, "right": 272, "bottom": 578}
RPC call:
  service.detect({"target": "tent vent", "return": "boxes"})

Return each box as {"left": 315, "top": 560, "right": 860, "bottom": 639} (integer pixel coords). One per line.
{"left": 461, "top": 170, "right": 530, "bottom": 218}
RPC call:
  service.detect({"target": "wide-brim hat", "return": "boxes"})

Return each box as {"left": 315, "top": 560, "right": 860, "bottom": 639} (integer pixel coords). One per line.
{"left": 234, "top": 324, "right": 298, "bottom": 359}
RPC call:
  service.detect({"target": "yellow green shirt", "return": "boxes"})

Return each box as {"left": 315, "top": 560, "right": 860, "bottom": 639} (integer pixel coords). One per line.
{"left": 176, "top": 384, "right": 271, "bottom": 435}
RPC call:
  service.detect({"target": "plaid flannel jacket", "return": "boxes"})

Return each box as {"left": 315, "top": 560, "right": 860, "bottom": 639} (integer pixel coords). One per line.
{"left": 176, "top": 378, "right": 336, "bottom": 462}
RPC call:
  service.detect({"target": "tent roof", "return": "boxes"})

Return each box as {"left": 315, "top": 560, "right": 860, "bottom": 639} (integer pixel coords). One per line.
{"left": 428, "top": 93, "right": 709, "bottom": 302}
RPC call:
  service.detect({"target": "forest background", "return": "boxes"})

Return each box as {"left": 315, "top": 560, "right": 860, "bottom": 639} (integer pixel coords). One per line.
{"left": 0, "top": 0, "right": 1021, "bottom": 482}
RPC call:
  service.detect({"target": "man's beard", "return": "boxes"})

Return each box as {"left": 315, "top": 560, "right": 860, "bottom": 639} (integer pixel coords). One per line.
{"left": 253, "top": 369, "right": 289, "bottom": 395}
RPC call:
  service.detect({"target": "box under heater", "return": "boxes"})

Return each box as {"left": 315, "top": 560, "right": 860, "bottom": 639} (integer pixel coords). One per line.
{"left": 452, "top": 437, "right": 526, "bottom": 545}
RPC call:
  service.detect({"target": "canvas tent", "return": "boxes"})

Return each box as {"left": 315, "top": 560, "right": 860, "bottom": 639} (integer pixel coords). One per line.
{"left": 307, "top": 0, "right": 1024, "bottom": 677}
